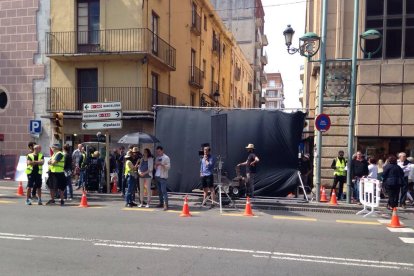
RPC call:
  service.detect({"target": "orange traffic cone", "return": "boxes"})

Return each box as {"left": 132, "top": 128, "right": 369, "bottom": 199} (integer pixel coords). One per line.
{"left": 17, "top": 181, "right": 24, "bottom": 196}
{"left": 180, "top": 195, "right": 191, "bottom": 217}
{"left": 329, "top": 189, "right": 338, "bottom": 206}
{"left": 320, "top": 187, "right": 328, "bottom": 202}
{"left": 243, "top": 196, "right": 255, "bottom": 216}
{"left": 111, "top": 179, "right": 118, "bottom": 194}
{"left": 388, "top": 208, "right": 404, "bottom": 228}
{"left": 79, "top": 191, "right": 89, "bottom": 208}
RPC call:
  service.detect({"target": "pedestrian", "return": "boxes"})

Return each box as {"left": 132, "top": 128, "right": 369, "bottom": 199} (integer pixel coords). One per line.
{"left": 138, "top": 148, "right": 154, "bottom": 208}
{"left": 27, "top": 142, "right": 39, "bottom": 199}
{"left": 377, "top": 159, "right": 384, "bottom": 181}
{"left": 237, "top": 143, "right": 260, "bottom": 198}
{"left": 131, "top": 147, "right": 141, "bottom": 203}
{"left": 330, "top": 150, "right": 347, "bottom": 200}
{"left": 72, "top": 144, "right": 82, "bottom": 188}
{"left": 200, "top": 146, "right": 215, "bottom": 208}
{"left": 382, "top": 155, "right": 404, "bottom": 210}
{"left": 47, "top": 144, "right": 66, "bottom": 206}
{"left": 407, "top": 157, "right": 414, "bottom": 205}
{"left": 350, "top": 151, "right": 368, "bottom": 203}
{"left": 397, "top": 152, "right": 411, "bottom": 208}
{"left": 368, "top": 157, "right": 378, "bottom": 179}
{"left": 63, "top": 144, "right": 73, "bottom": 200}
{"left": 77, "top": 146, "right": 87, "bottom": 190}
{"left": 117, "top": 146, "right": 126, "bottom": 195}
{"left": 154, "top": 146, "right": 171, "bottom": 211}
{"left": 25, "top": 144, "right": 44, "bottom": 205}
{"left": 124, "top": 150, "right": 137, "bottom": 207}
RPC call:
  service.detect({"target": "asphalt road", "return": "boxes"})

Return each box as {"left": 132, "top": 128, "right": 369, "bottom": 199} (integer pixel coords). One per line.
{"left": 1, "top": 182, "right": 414, "bottom": 276}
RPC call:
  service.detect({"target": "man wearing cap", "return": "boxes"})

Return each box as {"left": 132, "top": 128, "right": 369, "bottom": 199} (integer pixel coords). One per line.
{"left": 237, "top": 144, "right": 260, "bottom": 198}
{"left": 47, "top": 144, "right": 66, "bottom": 206}
{"left": 330, "top": 150, "right": 347, "bottom": 200}
{"left": 25, "top": 144, "right": 44, "bottom": 205}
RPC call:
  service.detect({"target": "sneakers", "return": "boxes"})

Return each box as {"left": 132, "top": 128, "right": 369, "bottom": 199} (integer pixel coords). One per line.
{"left": 125, "top": 203, "right": 133, "bottom": 208}
{"left": 163, "top": 203, "right": 168, "bottom": 211}
{"left": 38, "top": 200, "right": 43, "bottom": 205}
{"left": 130, "top": 202, "right": 138, "bottom": 207}
{"left": 46, "top": 199, "right": 55, "bottom": 205}
{"left": 60, "top": 199, "right": 64, "bottom": 206}
{"left": 138, "top": 204, "right": 143, "bottom": 208}
{"left": 25, "top": 199, "right": 32, "bottom": 205}
{"left": 145, "top": 204, "right": 150, "bottom": 208}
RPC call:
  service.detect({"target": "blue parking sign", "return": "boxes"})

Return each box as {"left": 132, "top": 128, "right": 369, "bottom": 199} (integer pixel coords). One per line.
{"left": 29, "top": 120, "right": 42, "bottom": 134}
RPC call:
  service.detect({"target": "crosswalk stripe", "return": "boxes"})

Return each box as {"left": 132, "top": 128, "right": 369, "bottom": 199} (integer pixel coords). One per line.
{"left": 387, "top": 227, "right": 414, "bottom": 233}
{"left": 399, "top": 237, "right": 414, "bottom": 244}
{"left": 273, "top": 215, "right": 317, "bottom": 222}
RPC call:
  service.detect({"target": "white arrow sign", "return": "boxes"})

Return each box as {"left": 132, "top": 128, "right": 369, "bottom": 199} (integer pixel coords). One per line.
{"left": 82, "top": 111, "right": 122, "bottom": 121}
{"left": 81, "top": 120, "right": 123, "bottom": 130}
{"left": 83, "top": 102, "right": 122, "bottom": 111}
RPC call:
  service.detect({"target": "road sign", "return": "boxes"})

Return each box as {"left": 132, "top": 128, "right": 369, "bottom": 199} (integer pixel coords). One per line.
{"left": 315, "top": 113, "right": 331, "bottom": 132}
{"left": 81, "top": 120, "right": 122, "bottom": 130}
{"left": 83, "top": 102, "right": 122, "bottom": 111}
{"left": 82, "top": 111, "right": 122, "bottom": 121}
{"left": 29, "top": 120, "right": 42, "bottom": 134}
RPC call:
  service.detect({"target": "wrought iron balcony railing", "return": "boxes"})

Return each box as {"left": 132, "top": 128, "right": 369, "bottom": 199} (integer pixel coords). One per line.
{"left": 46, "top": 87, "right": 176, "bottom": 112}
{"left": 46, "top": 28, "right": 176, "bottom": 70}
{"left": 189, "top": 66, "right": 204, "bottom": 88}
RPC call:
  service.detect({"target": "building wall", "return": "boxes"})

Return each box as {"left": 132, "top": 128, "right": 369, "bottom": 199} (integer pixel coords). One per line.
{"left": 304, "top": 0, "right": 414, "bottom": 183}
{"left": 0, "top": 0, "right": 45, "bottom": 156}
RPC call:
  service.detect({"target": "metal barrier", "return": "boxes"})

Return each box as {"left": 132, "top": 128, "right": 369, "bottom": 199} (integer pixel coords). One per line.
{"left": 356, "top": 177, "right": 381, "bottom": 217}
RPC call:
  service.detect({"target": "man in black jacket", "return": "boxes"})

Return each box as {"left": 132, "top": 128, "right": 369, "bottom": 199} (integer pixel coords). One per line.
{"left": 350, "top": 151, "right": 369, "bottom": 203}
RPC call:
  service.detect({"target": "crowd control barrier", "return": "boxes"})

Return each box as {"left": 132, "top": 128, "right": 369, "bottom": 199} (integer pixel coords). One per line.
{"left": 356, "top": 177, "right": 381, "bottom": 217}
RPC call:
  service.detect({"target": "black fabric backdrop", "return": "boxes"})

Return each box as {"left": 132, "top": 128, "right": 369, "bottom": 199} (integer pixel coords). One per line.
{"left": 155, "top": 107, "right": 306, "bottom": 197}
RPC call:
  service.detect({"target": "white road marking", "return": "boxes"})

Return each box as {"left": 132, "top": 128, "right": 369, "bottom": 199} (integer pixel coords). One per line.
{"left": 0, "top": 232, "right": 413, "bottom": 270}
{"left": 387, "top": 228, "right": 414, "bottom": 233}
{"left": 378, "top": 219, "right": 404, "bottom": 225}
{"left": 94, "top": 243, "right": 170, "bottom": 251}
{"left": 0, "top": 236, "right": 33, "bottom": 241}
{"left": 252, "top": 255, "right": 410, "bottom": 271}
{"left": 399, "top": 238, "right": 414, "bottom": 244}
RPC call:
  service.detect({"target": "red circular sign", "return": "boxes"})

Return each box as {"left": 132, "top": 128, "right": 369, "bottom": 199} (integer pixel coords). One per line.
{"left": 315, "top": 113, "right": 331, "bottom": 132}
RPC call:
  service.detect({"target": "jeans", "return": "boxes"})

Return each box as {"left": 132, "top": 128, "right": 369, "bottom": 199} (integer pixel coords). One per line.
{"left": 353, "top": 177, "right": 361, "bottom": 201}
{"left": 399, "top": 176, "right": 409, "bottom": 205}
{"left": 79, "top": 170, "right": 85, "bottom": 188}
{"left": 155, "top": 177, "right": 168, "bottom": 205}
{"left": 246, "top": 173, "right": 255, "bottom": 197}
{"left": 64, "top": 175, "right": 73, "bottom": 199}
{"left": 125, "top": 175, "right": 136, "bottom": 204}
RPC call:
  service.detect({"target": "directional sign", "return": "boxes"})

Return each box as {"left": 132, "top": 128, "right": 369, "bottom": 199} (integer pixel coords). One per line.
{"left": 82, "top": 111, "right": 122, "bottom": 121}
{"left": 29, "top": 120, "right": 42, "bottom": 134}
{"left": 81, "top": 120, "right": 123, "bottom": 130}
{"left": 315, "top": 113, "right": 331, "bottom": 132}
{"left": 83, "top": 102, "right": 122, "bottom": 111}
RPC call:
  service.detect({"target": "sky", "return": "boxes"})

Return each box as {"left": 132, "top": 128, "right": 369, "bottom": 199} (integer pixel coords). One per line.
{"left": 262, "top": 0, "right": 307, "bottom": 109}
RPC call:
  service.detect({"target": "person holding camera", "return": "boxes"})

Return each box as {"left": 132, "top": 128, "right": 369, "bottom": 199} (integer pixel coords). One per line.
{"left": 200, "top": 146, "right": 215, "bottom": 208}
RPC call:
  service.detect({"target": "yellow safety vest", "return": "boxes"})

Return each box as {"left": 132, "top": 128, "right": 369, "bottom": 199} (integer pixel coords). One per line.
{"left": 334, "top": 158, "right": 346, "bottom": 176}
{"left": 50, "top": 151, "right": 65, "bottom": 173}
{"left": 124, "top": 160, "right": 132, "bottom": 176}
{"left": 25, "top": 153, "right": 43, "bottom": 175}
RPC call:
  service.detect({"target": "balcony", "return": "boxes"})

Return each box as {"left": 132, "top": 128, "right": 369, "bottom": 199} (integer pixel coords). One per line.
{"left": 212, "top": 36, "right": 220, "bottom": 54}
{"left": 46, "top": 28, "right": 176, "bottom": 70}
{"left": 191, "top": 11, "right": 202, "bottom": 36}
{"left": 260, "top": 73, "right": 267, "bottom": 84}
{"left": 211, "top": 81, "right": 219, "bottom": 95}
{"left": 255, "top": 18, "right": 263, "bottom": 28}
{"left": 260, "top": 53, "right": 268, "bottom": 65}
{"left": 253, "top": 58, "right": 262, "bottom": 71}
{"left": 46, "top": 87, "right": 176, "bottom": 113}
{"left": 189, "top": 66, "right": 204, "bottom": 89}
{"left": 262, "top": 34, "right": 268, "bottom": 46}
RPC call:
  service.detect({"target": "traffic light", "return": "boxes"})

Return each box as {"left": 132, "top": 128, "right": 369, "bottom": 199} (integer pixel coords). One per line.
{"left": 53, "top": 112, "right": 64, "bottom": 141}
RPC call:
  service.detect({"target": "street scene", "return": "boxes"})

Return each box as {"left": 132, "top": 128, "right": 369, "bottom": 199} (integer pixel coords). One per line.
{"left": 2, "top": 0, "right": 414, "bottom": 275}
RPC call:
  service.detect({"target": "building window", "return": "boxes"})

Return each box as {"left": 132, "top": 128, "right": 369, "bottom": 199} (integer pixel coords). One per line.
{"left": 190, "top": 93, "right": 195, "bottom": 106}
{"left": 0, "top": 88, "right": 9, "bottom": 112}
{"left": 202, "top": 59, "right": 206, "bottom": 79}
{"left": 151, "top": 12, "right": 159, "bottom": 54}
{"left": 365, "top": 0, "right": 414, "bottom": 58}
{"left": 77, "top": 0, "right": 100, "bottom": 48}
{"left": 152, "top": 72, "right": 159, "bottom": 105}
{"left": 204, "top": 15, "right": 207, "bottom": 31}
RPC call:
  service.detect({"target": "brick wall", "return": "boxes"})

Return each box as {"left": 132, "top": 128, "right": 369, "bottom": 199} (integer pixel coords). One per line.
{"left": 0, "top": 0, "right": 44, "bottom": 156}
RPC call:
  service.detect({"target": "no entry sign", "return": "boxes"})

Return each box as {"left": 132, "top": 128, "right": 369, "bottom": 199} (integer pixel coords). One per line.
{"left": 315, "top": 113, "right": 331, "bottom": 132}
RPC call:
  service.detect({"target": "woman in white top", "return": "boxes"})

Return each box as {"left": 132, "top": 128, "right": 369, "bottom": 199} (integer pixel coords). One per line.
{"left": 368, "top": 157, "right": 378, "bottom": 179}
{"left": 138, "top": 148, "right": 154, "bottom": 208}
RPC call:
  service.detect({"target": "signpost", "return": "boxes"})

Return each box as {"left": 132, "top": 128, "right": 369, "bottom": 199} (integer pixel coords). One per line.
{"left": 315, "top": 113, "right": 331, "bottom": 133}
{"left": 82, "top": 101, "right": 122, "bottom": 194}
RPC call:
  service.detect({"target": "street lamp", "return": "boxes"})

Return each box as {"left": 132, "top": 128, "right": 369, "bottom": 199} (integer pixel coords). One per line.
{"left": 283, "top": 25, "right": 321, "bottom": 59}
{"left": 213, "top": 90, "right": 220, "bottom": 106}
{"left": 359, "top": 29, "right": 382, "bottom": 59}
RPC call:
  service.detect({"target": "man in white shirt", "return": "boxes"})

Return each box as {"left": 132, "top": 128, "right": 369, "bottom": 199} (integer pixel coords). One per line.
{"left": 397, "top": 152, "right": 411, "bottom": 208}
{"left": 154, "top": 146, "right": 171, "bottom": 211}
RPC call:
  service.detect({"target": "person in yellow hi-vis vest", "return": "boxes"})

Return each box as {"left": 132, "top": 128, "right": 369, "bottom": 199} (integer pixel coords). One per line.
{"left": 330, "top": 150, "right": 347, "bottom": 200}
{"left": 47, "top": 144, "right": 66, "bottom": 206}
{"left": 25, "top": 144, "right": 44, "bottom": 205}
